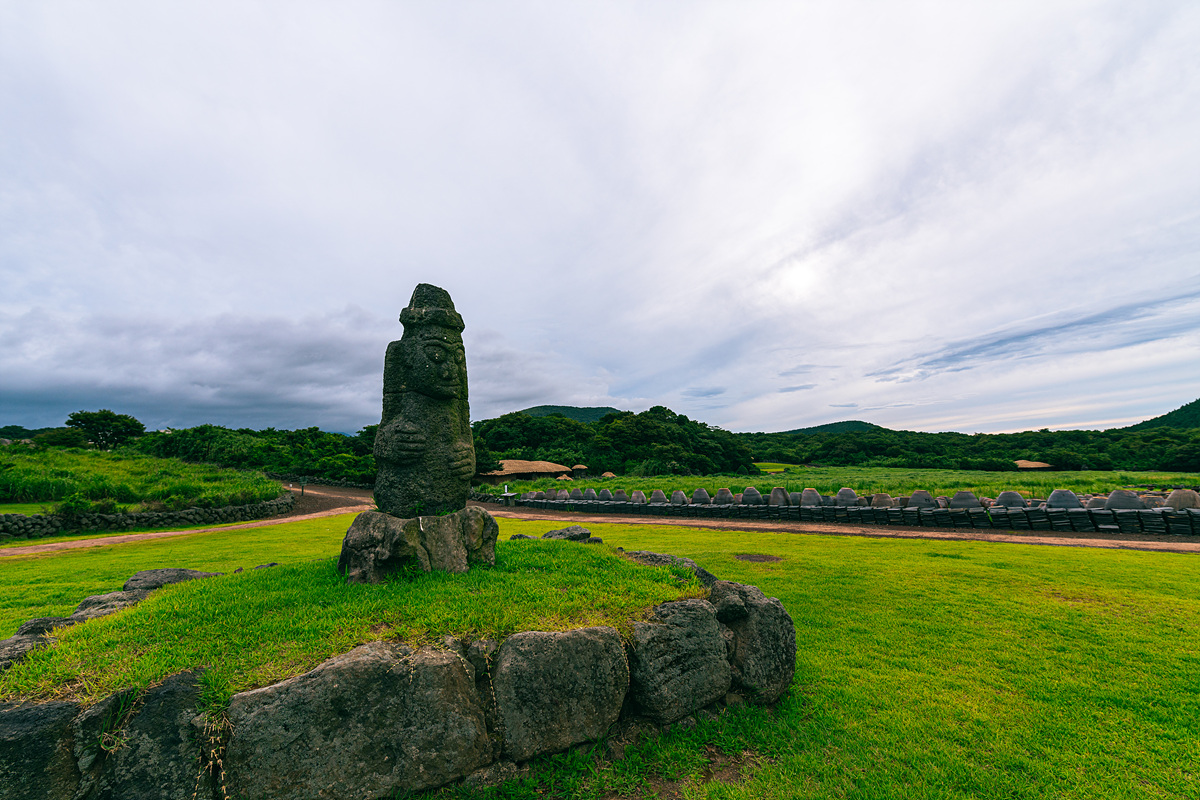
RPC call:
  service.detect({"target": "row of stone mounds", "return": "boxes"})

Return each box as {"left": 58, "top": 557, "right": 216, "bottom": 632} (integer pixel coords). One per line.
{"left": 515, "top": 486, "right": 1200, "bottom": 511}
{"left": 1, "top": 555, "right": 795, "bottom": 800}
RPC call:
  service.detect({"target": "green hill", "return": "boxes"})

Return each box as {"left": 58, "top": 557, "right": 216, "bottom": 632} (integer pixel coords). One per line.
{"left": 517, "top": 405, "right": 624, "bottom": 424}
{"left": 1125, "top": 397, "right": 1200, "bottom": 430}
{"left": 779, "top": 419, "right": 884, "bottom": 435}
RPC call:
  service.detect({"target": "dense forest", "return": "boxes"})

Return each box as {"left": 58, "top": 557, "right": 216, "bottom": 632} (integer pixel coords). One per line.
{"left": 5, "top": 396, "right": 1198, "bottom": 481}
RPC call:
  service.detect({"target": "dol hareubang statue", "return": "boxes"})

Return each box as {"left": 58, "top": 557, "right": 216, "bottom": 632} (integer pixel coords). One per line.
{"left": 338, "top": 284, "right": 497, "bottom": 584}
{"left": 374, "top": 284, "right": 475, "bottom": 516}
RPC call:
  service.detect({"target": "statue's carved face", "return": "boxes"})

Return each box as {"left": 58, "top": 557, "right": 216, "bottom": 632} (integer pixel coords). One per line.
{"left": 402, "top": 327, "right": 465, "bottom": 399}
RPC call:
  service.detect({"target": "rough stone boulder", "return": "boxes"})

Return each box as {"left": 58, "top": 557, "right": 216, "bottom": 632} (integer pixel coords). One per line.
{"left": 649, "top": 489, "right": 669, "bottom": 504}
{"left": 692, "top": 488, "right": 711, "bottom": 504}
{"left": 71, "top": 589, "right": 150, "bottom": 622}
{"left": 224, "top": 642, "right": 491, "bottom": 799}
{"left": 338, "top": 506, "right": 498, "bottom": 583}
{"left": 906, "top": 490, "right": 936, "bottom": 509}
{"left": 569, "top": 488, "right": 584, "bottom": 501}
{"left": 800, "top": 488, "right": 822, "bottom": 506}
{"left": 870, "top": 493, "right": 893, "bottom": 507}
{"left": 624, "top": 550, "right": 718, "bottom": 587}
{"left": 713, "top": 488, "right": 736, "bottom": 505}
{"left": 835, "top": 488, "right": 858, "bottom": 507}
{"left": 741, "top": 487, "right": 764, "bottom": 505}
{"left": 0, "top": 700, "right": 81, "bottom": 800}
{"left": 72, "top": 671, "right": 208, "bottom": 800}
{"left": 628, "top": 599, "right": 730, "bottom": 723}
{"left": 556, "top": 489, "right": 571, "bottom": 501}
{"left": 542, "top": 525, "right": 592, "bottom": 542}
{"left": 631, "top": 490, "right": 647, "bottom": 504}
{"left": 583, "top": 488, "right": 598, "bottom": 501}
{"left": 613, "top": 489, "right": 629, "bottom": 501}
{"left": 708, "top": 581, "right": 796, "bottom": 704}
{"left": 598, "top": 489, "right": 613, "bottom": 501}
{"left": 768, "top": 488, "right": 790, "bottom": 506}
{"left": 992, "top": 491, "right": 1025, "bottom": 507}
{"left": 948, "top": 491, "right": 982, "bottom": 509}
{"left": 1165, "top": 488, "right": 1200, "bottom": 510}
{"left": 1046, "top": 489, "right": 1083, "bottom": 509}
{"left": 1, "top": 618, "right": 77, "bottom": 674}
{"left": 670, "top": 490, "right": 689, "bottom": 505}
{"left": 1105, "top": 489, "right": 1146, "bottom": 510}
{"left": 123, "top": 568, "right": 223, "bottom": 592}
{"left": 492, "top": 627, "right": 628, "bottom": 762}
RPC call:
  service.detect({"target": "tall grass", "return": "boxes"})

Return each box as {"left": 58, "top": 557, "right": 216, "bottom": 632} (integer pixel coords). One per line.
{"left": 0, "top": 447, "right": 281, "bottom": 511}
{"left": 483, "top": 466, "right": 1200, "bottom": 501}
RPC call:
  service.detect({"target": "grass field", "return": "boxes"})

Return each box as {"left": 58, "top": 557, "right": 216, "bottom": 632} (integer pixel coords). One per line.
{"left": 0, "top": 447, "right": 281, "bottom": 511}
{"left": 0, "top": 502, "right": 53, "bottom": 516}
{"left": 2, "top": 514, "right": 1197, "bottom": 798}
{"left": 484, "top": 466, "right": 1200, "bottom": 501}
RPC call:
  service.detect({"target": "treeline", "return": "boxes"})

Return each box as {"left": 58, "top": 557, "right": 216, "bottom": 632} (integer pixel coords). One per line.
{"left": 473, "top": 406, "right": 758, "bottom": 476}
{"left": 131, "top": 425, "right": 379, "bottom": 484}
{"left": 739, "top": 426, "right": 1200, "bottom": 472}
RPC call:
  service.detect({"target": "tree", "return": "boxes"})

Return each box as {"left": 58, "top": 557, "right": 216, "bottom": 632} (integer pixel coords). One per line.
{"left": 65, "top": 409, "right": 146, "bottom": 450}
{"left": 32, "top": 427, "right": 91, "bottom": 448}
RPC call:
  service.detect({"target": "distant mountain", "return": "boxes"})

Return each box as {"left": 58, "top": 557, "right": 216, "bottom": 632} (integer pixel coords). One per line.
{"left": 778, "top": 420, "right": 884, "bottom": 435}
{"left": 517, "top": 405, "right": 624, "bottom": 424}
{"left": 1125, "top": 397, "right": 1200, "bottom": 430}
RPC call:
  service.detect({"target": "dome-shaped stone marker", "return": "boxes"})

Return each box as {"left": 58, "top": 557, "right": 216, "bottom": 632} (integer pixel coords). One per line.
{"left": 994, "top": 491, "right": 1027, "bottom": 508}
{"left": 907, "top": 490, "right": 936, "bottom": 509}
{"left": 835, "top": 488, "right": 858, "bottom": 507}
{"left": 1143, "top": 496, "right": 1164, "bottom": 508}
{"left": 649, "top": 489, "right": 668, "bottom": 504}
{"left": 1105, "top": 489, "right": 1146, "bottom": 510}
{"left": 949, "top": 491, "right": 982, "bottom": 509}
{"left": 613, "top": 490, "right": 629, "bottom": 502}
{"left": 692, "top": 488, "right": 711, "bottom": 504}
{"left": 870, "top": 493, "right": 893, "bottom": 507}
{"left": 742, "top": 487, "right": 764, "bottom": 505}
{"left": 1046, "top": 489, "right": 1083, "bottom": 509}
{"left": 670, "top": 490, "right": 688, "bottom": 505}
{"left": 1085, "top": 496, "right": 1106, "bottom": 509}
{"left": 713, "top": 488, "right": 736, "bottom": 505}
{"left": 583, "top": 488, "right": 598, "bottom": 501}
{"left": 534, "top": 491, "right": 546, "bottom": 500}
{"left": 789, "top": 492, "right": 803, "bottom": 506}
{"left": 768, "top": 487, "right": 790, "bottom": 506}
{"left": 821, "top": 494, "right": 835, "bottom": 506}
{"left": 570, "top": 489, "right": 584, "bottom": 501}
{"left": 598, "top": 489, "right": 613, "bottom": 501}
{"left": 800, "top": 488, "right": 822, "bottom": 506}
{"left": 1165, "top": 488, "right": 1200, "bottom": 510}
{"left": 557, "top": 489, "right": 571, "bottom": 501}
{"left": 631, "top": 490, "right": 647, "bottom": 504}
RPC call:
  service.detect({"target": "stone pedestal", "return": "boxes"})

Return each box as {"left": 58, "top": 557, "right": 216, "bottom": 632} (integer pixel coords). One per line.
{"left": 338, "top": 507, "right": 498, "bottom": 584}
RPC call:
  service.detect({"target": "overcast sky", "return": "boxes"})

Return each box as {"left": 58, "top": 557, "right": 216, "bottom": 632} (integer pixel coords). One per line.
{"left": 2, "top": 1, "right": 1198, "bottom": 435}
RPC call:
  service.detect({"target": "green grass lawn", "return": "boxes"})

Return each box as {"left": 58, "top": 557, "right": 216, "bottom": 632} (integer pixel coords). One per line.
{"left": 0, "top": 502, "right": 54, "bottom": 516}
{"left": 2, "top": 513, "right": 1197, "bottom": 798}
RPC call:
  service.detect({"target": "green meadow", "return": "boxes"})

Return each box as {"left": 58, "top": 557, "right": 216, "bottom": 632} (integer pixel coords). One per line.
{"left": 486, "top": 466, "right": 1200, "bottom": 501}
{"left": 0, "top": 447, "right": 281, "bottom": 512}
{"left": 2, "top": 513, "right": 1197, "bottom": 798}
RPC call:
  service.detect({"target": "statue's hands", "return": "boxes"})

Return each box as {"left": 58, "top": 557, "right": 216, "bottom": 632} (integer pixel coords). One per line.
{"left": 449, "top": 441, "right": 475, "bottom": 480}
{"left": 374, "top": 421, "right": 426, "bottom": 463}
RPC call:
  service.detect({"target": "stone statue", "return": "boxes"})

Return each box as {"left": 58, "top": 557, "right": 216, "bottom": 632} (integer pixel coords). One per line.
{"left": 373, "top": 283, "right": 475, "bottom": 517}
{"left": 339, "top": 283, "right": 496, "bottom": 583}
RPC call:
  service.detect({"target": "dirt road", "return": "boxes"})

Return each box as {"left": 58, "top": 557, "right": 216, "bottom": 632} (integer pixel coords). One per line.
{"left": 4, "top": 485, "right": 1198, "bottom": 557}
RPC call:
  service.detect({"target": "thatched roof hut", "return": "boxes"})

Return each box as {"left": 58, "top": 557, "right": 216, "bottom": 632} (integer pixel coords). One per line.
{"left": 476, "top": 459, "right": 572, "bottom": 485}
{"left": 1013, "top": 460, "right": 1052, "bottom": 470}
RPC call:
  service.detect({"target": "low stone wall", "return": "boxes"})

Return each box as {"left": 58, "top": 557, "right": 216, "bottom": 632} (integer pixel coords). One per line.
{"left": 265, "top": 472, "right": 374, "bottom": 490}
{"left": 0, "top": 554, "right": 795, "bottom": 799}
{"left": 0, "top": 494, "right": 295, "bottom": 541}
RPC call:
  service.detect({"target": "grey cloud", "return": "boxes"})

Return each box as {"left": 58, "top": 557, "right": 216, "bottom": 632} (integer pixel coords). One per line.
{"left": 778, "top": 384, "right": 816, "bottom": 393}
{"left": 682, "top": 386, "right": 726, "bottom": 398}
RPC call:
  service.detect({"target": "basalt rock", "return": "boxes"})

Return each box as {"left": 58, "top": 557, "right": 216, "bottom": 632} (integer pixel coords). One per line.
{"left": 598, "top": 489, "right": 614, "bottom": 501}
{"left": 631, "top": 490, "right": 647, "bottom": 504}
{"left": 709, "top": 581, "right": 796, "bottom": 704}
{"left": 670, "top": 490, "right": 689, "bottom": 505}
{"left": 713, "top": 488, "right": 736, "bottom": 505}
{"left": 373, "top": 284, "right": 474, "bottom": 517}
{"left": 692, "top": 488, "right": 712, "bottom": 504}
{"left": 1105, "top": 489, "right": 1146, "bottom": 510}
{"left": 1046, "top": 489, "right": 1083, "bottom": 509}
{"left": 122, "top": 568, "right": 222, "bottom": 592}
{"left": 948, "top": 491, "right": 982, "bottom": 509}
{"left": 224, "top": 642, "right": 491, "bottom": 799}
{"left": 649, "top": 489, "right": 669, "bottom": 504}
{"left": 741, "top": 487, "right": 764, "bottom": 505}
{"left": 800, "top": 488, "right": 822, "bottom": 506}
{"left": 492, "top": 627, "right": 628, "bottom": 762}
{"left": 870, "top": 493, "right": 893, "bottom": 507}
{"left": 628, "top": 600, "right": 730, "bottom": 724}
{"left": 994, "top": 491, "right": 1027, "bottom": 507}
{"left": 0, "top": 700, "right": 81, "bottom": 799}
{"left": 542, "top": 525, "right": 592, "bottom": 542}
{"left": 1165, "top": 488, "right": 1200, "bottom": 510}
{"left": 623, "top": 551, "right": 718, "bottom": 587}
{"left": 71, "top": 590, "right": 150, "bottom": 622}
{"left": 835, "top": 488, "right": 858, "bottom": 507}
{"left": 338, "top": 506, "right": 498, "bottom": 583}
{"left": 907, "top": 490, "right": 936, "bottom": 509}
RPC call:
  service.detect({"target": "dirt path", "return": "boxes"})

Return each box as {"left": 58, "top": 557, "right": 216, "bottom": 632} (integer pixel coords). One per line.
{"left": 5, "top": 485, "right": 1199, "bottom": 558}
{"left": 485, "top": 504, "right": 1200, "bottom": 555}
